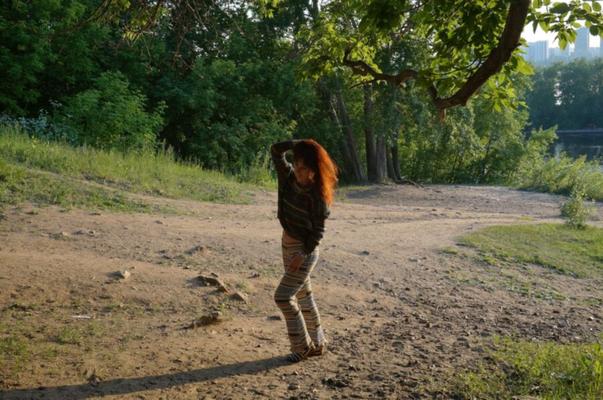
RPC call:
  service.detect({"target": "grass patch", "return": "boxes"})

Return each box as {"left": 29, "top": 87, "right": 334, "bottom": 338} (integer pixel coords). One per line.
{"left": 0, "top": 334, "right": 30, "bottom": 379}
{"left": 55, "top": 326, "right": 84, "bottom": 346}
{"left": 441, "top": 246, "right": 459, "bottom": 255}
{"left": 459, "top": 224, "right": 603, "bottom": 278}
{"left": 0, "top": 126, "right": 266, "bottom": 207}
{"left": 0, "top": 159, "right": 173, "bottom": 213}
{"left": 455, "top": 336, "right": 603, "bottom": 400}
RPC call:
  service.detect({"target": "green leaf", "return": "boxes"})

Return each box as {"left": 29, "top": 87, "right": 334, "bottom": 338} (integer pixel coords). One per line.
{"left": 550, "top": 3, "right": 570, "bottom": 14}
{"left": 589, "top": 26, "right": 599, "bottom": 36}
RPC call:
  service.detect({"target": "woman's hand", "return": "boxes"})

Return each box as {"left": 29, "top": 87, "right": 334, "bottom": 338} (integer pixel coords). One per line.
{"left": 287, "top": 253, "right": 306, "bottom": 272}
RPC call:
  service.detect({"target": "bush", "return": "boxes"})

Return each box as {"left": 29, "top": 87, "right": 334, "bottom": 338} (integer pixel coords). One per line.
{"left": 55, "top": 71, "right": 165, "bottom": 152}
{"left": 0, "top": 110, "right": 74, "bottom": 143}
{"left": 513, "top": 128, "right": 603, "bottom": 201}
{"left": 561, "top": 184, "right": 594, "bottom": 229}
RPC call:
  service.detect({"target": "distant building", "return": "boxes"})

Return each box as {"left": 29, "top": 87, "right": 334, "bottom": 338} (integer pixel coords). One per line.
{"left": 526, "top": 40, "right": 549, "bottom": 64}
{"left": 524, "top": 28, "right": 602, "bottom": 66}
{"left": 574, "top": 27, "right": 590, "bottom": 59}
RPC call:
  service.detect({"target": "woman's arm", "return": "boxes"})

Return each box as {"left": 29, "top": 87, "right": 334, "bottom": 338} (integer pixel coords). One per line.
{"left": 303, "top": 198, "right": 330, "bottom": 255}
{"left": 271, "top": 140, "right": 299, "bottom": 186}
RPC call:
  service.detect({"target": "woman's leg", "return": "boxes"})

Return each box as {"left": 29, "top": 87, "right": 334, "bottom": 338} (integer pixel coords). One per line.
{"left": 296, "top": 273, "right": 325, "bottom": 347}
{"left": 274, "top": 268, "right": 312, "bottom": 352}
{"left": 274, "top": 243, "right": 319, "bottom": 353}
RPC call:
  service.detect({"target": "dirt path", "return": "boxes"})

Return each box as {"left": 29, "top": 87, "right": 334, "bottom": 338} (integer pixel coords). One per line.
{"left": 1, "top": 184, "right": 602, "bottom": 399}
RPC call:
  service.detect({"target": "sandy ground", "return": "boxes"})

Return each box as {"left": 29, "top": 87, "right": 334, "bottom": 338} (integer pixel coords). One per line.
{"left": 1, "top": 184, "right": 602, "bottom": 399}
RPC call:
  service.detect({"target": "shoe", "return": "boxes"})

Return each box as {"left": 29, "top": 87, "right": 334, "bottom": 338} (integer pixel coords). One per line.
{"left": 287, "top": 346, "right": 314, "bottom": 363}
{"left": 308, "top": 341, "right": 327, "bottom": 357}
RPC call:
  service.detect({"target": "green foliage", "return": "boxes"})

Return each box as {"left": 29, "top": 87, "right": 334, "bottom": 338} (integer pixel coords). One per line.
{"left": 2, "top": 0, "right": 601, "bottom": 186}
{"left": 56, "top": 71, "right": 164, "bottom": 152}
{"left": 561, "top": 184, "right": 595, "bottom": 229}
{"left": 455, "top": 336, "right": 603, "bottom": 400}
{"left": 396, "top": 78, "right": 531, "bottom": 184}
{"left": 0, "top": 0, "right": 104, "bottom": 115}
{"left": 514, "top": 152, "right": 603, "bottom": 201}
{"left": 459, "top": 224, "right": 603, "bottom": 278}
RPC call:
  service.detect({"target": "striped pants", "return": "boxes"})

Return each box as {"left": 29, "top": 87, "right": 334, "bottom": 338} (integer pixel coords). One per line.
{"left": 274, "top": 231, "right": 325, "bottom": 353}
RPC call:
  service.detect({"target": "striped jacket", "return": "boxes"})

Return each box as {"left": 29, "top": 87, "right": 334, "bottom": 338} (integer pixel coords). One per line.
{"left": 271, "top": 140, "right": 330, "bottom": 255}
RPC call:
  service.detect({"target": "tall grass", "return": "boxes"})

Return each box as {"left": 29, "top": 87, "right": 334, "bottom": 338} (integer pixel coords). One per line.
{"left": 513, "top": 153, "right": 603, "bottom": 201}
{"left": 0, "top": 125, "right": 270, "bottom": 206}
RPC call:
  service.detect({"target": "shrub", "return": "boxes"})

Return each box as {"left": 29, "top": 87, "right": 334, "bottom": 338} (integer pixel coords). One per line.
{"left": 561, "top": 184, "right": 594, "bottom": 229}
{"left": 55, "top": 71, "right": 165, "bottom": 152}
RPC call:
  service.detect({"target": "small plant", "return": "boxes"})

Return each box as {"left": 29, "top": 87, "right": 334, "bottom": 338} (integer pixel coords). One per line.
{"left": 561, "top": 184, "right": 594, "bottom": 229}
{"left": 56, "top": 327, "right": 83, "bottom": 345}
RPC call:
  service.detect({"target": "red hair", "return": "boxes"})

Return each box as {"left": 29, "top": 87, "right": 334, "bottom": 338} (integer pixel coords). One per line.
{"left": 293, "top": 139, "right": 338, "bottom": 206}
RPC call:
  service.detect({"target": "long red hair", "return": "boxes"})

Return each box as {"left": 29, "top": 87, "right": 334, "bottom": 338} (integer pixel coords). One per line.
{"left": 293, "top": 139, "right": 338, "bottom": 206}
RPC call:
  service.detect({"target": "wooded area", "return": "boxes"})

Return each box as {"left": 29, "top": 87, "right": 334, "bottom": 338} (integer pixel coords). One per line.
{"left": 1, "top": 0, "right": 602, "bottom": 183}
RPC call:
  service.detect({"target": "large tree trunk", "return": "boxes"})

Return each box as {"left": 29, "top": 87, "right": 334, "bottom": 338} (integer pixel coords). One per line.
{"left": 386, "top": 144, "right": 395, "bottom": 180}
{"left": 363, "top": 84, "right": 378, "bottom": 182}
{"left": 333, "top": 87, "right": 365, "bottom": 182}
{"left": 327, "top": 96, "right": 356, "bottom": 182}
{"left": 390, "top": 135, "right": 402, "bottom": 182}
{"left": 375, "top": 133, "right": 387, "bottom": 183}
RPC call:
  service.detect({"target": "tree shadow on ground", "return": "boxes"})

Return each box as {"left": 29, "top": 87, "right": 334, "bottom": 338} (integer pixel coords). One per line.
{"left": 2, "top": 356, "right": 289, "bottom": 400}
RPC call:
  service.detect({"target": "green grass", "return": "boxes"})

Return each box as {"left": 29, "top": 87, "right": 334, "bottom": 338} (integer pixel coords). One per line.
{"left": 459, "top": 224, "right": 603, "bottom": 278}
{"left": 0, "top": 334, "right": 30, "bottom": 379}
{"left": 455, "top": 336, "right": 603, "bottom": 400}
{"left": 0, "top": 125, "right": 267, "bottom": 210}
{"left": 0, "top": 159, "right": 173, "bottom": 213}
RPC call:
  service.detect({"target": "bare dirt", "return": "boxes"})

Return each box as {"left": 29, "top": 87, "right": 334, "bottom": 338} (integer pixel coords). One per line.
{"left": 1, "top": 184, "right": 602, "bottom": 399}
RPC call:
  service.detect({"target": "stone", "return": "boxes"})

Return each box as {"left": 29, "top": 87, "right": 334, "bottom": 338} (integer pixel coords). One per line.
{"left": 187, "top": 311, "right": 223, "bottom": 328}
{"left": 198, "top": 275, "right": 228, "bottom": 292}
{"left": 230, "top": 291, "right": 248, "bottom": 303}
{"left": 322, "top": 376, "right": 350, "bottom": 388}
{"left": 186, "top": 245, "right": 209, "bottom": 256}
{"left": 118, "top": 270, "right": 131, "bottom": 280}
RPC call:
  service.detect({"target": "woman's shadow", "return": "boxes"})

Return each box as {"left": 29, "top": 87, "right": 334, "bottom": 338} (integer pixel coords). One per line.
{"left": 2, "top": 356, "right": 290, "bottom": 400}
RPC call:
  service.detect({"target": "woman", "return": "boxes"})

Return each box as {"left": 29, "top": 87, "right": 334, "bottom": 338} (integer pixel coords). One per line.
{"left": 271, "top": 139, "right": 338, "bottom": 363}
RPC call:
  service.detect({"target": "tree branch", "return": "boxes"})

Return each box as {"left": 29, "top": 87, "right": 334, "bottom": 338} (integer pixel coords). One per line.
{"left": 433, "top": 0, "right": 530, "bottom": 111}
{"left": 343, "top": 48, "right": 417, "bottom": 86}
